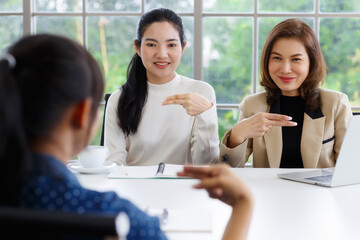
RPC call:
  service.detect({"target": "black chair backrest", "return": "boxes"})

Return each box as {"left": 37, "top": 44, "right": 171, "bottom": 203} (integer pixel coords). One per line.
{"left": 0, "top": 206, "right": 117, "bottom": 239}
{"left": 100, "top": 93, "right": 112, "bottom": 146}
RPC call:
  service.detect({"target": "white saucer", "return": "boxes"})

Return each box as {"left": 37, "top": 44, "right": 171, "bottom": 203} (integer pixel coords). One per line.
{"left": 67, "top": 161, "right": 116, "bottom": 174}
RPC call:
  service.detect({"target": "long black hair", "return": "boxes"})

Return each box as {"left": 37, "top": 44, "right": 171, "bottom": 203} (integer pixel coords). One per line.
{"left": 0, "top": 34, "right": 104, "bottom": 205}
{"left": 117, "top": 8, "right": 186, "bottom": 136}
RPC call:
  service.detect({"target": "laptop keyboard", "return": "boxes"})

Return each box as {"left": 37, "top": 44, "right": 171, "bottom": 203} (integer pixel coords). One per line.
{"left": 305, "top": 174, "right": 333, "bottom": 183}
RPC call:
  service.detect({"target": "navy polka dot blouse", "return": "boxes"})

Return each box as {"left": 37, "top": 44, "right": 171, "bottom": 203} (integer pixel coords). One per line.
{"left": 19, "top": 152, "right": 167, "bottom": 240}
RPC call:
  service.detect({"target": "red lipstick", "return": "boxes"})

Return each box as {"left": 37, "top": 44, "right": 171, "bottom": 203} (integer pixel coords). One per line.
{"left": 279, "top": 76, "right": 295, "bottom": 83}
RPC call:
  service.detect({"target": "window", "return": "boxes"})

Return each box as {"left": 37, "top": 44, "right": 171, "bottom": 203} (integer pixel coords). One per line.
{"left": 0, "top": 0, "right": 23, "bottom": 51}
{"left": 1, "top": 0, "right": 360, "bottom": 145}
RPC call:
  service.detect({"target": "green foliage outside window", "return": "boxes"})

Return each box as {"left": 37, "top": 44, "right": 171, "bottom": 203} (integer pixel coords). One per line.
{"left": 0, "top": 16, "right": 22, "bottom": 51}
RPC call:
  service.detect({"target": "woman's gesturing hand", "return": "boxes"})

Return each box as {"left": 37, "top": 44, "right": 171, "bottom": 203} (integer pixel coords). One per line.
{"left": 177, "top": 164, "right": 252, "bottom": 207}
{"left": 162, "top": 93, "right": 213, "bottom": 116}
{"left": 228, "top": 112, "right": 297, "bottom": 148}
{"left": 178, "top": 164, "right": 254, "bottom": 240}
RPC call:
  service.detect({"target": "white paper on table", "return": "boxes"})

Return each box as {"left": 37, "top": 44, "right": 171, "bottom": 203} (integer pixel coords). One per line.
{"left": 108, "top": 164, "right": 191, "bottom": 179}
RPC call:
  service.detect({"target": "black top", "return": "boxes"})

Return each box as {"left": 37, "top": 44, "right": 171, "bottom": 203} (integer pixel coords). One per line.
{"left": 279, "top": 95, "right": 305, "bottom": 168}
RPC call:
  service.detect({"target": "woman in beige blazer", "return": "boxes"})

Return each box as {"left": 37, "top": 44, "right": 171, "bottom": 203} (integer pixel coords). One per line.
{"left": 220, "top": 19, "right": 352, "bottom": 168}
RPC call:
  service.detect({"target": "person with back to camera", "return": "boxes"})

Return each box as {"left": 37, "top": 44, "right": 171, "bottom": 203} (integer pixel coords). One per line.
{"left": 0, "top": 33, "right": 253, "bottom": 239}
{"left": 104, "top": 8, "right": 219, "bottom": 166}
{"left": 220, "top": 19, "right": 352, "bottom": 168}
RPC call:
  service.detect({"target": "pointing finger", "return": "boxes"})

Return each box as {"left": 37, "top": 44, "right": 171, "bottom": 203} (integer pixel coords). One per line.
{"left": 265, "top": 113, "right": 293, "bottom": 121}
{"left": 267, "top": 120, "right": 297, "bottom": 127}
{"left": 162, "top": 99, "right": 186, "bottom": 106}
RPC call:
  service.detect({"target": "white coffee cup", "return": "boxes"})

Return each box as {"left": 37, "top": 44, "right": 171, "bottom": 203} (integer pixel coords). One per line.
{"left": 78, "top": 145, "right": 109, "bottom": 168}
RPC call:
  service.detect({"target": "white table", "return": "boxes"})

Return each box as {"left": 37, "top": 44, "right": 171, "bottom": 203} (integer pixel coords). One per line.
{"left": 75, "top": 167, "right": 360, "bottom": 240}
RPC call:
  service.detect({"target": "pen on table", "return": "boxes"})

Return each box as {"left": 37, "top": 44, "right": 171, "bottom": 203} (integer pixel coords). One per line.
{"left": 145, "top": 207, "right": 168, "bottom": 226}
{"left": 160, "top": 208, "right": 168, "bottom": 225}
{"left": 121, "top": 164, "right": 128, "bottom": 176}
{"left": 156, "top": 162, "right": 165, "bottom": 176}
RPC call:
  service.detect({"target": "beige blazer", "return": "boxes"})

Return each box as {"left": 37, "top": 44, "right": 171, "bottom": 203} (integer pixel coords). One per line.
{"left": 220, "top": 88, "right": 353, "bottom": 168}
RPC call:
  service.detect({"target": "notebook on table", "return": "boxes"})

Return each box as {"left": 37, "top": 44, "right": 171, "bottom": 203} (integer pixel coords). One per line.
{"left": 278, "top": 115, "right": 360, "bottom": 187}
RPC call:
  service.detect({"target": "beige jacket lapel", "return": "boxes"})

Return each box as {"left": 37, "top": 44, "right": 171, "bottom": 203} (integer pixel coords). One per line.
{"left": 264, "top": 126, "right": 282, "bottom": 167}
{"left": 301, "top": 113, "right": 326, "bottom": 168}
{"left": 265, "top": 98, "right": 283, "bottom": 167}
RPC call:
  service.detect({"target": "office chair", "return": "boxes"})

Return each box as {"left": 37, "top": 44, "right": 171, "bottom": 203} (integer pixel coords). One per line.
{"left": 0, "top": 206, "right": 118, "bottom": 239}
{"left": 100, "top": 93, "right": 112, "bottom": 146}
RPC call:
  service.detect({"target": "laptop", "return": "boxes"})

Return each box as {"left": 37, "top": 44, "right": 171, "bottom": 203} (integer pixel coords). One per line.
{"left": 278, "top": 115, "right": 360, "bottom": 187}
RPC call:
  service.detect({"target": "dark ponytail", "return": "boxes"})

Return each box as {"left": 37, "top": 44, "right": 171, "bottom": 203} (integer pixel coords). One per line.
{"left": 117, "top": 8, "right": 186, "bottom": 136}
{"left": 0, "top": 34, "right": 104, "bottom": 205}
{"left": 118, "top": 51, "right": 148, "bottom": 135}
{"left": 0, "top": 57, "right": 30, "bottom": 205}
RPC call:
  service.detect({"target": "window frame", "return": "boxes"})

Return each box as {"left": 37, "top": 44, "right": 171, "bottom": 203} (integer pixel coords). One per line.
{"left": 1, "top": 0, "right": 359, "bottom": 111}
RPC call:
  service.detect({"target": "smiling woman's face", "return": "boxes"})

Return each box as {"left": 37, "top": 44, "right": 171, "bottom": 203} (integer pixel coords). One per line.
{"left": 268, "top": 38, "right": 310, "bottom": 96}
{"left": 135, "top": 21, "right": 186, "bottom": 84}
